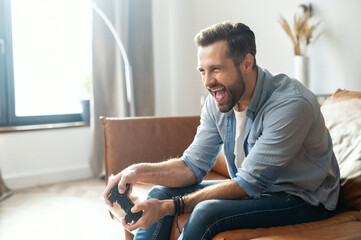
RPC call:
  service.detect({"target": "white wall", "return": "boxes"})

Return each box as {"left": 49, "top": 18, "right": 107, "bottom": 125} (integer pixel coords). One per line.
{"left": 153, "top": 0, "right": 205, "bottom": 116}
{"left": 153, "top": 0, "right": 361, "bottom": 116}
{"left": 2, "top": 0, "right": 360, "bottom": 189}
{"left": 0, "top": 127, "right": 93, "bottom": 189}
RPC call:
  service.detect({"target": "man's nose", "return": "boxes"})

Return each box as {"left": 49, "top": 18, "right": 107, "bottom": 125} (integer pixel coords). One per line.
{"left": 203, "top": 73, "right": 216, "bottom": 88}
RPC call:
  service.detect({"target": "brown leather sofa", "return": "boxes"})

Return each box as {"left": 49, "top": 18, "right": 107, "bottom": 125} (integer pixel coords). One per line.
{"left": 101, "top": 89, "right": 361, "bottom": 240}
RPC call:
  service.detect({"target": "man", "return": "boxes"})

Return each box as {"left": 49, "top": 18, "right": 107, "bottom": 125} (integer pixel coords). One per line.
{"left": 103, "top": 22, "right": 340, "bottom": 240}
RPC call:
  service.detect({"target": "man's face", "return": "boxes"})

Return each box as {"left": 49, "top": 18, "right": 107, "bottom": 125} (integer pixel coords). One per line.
{"left": 197, "top": 41, "right": 245, "bottom": 112}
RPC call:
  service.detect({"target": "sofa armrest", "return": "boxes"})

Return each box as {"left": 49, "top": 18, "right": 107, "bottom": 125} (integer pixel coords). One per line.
{"left": 101, "top": 116, "right": 200, "bottom": 183}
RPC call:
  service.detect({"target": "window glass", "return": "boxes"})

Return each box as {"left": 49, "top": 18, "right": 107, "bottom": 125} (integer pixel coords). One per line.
{"left": 11, "top": 0, "right": 92, "bottom": 117}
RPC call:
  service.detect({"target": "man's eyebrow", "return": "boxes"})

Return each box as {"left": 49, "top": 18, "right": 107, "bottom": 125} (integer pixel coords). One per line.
{"left": 210, "top": 64, "right": 223, "bottom": 69}
{"left": 197, "top": 64, "right": 223, "bottom": 71}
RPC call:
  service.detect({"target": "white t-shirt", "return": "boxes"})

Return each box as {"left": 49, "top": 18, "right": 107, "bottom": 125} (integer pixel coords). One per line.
{"left": 234, "top": 109, "right": 248, "bottom": 168}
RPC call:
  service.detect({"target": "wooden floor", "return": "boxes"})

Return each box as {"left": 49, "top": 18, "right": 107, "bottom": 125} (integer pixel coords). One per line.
{"left": 0, "top": 178, "right": 125, "bottom": 240}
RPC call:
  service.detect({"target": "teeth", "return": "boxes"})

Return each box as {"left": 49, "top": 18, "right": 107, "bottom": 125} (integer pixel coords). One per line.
{"left": 209, "top": 87, "right": 224, "bottom": 92}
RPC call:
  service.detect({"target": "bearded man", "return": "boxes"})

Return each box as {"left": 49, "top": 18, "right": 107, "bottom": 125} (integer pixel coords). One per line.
{"left": 103, "top": 22, "right": 340, "bottom": 240}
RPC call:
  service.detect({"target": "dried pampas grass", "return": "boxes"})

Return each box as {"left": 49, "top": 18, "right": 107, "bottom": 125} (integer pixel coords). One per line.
{"left": 280, "top": 11, "right": 322, "bottom": 56}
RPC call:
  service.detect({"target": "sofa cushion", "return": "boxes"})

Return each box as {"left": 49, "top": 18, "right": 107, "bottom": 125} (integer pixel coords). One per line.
{"left": 171, "top": 211, "right": 360, "bottom": 240}
{"left": 251, "top": 221, "right": 361, "bottom": 240}
{"left": 321, "top": 89, "right": 361, "bottom": 210}
{"left": 212, "top": 211, "right": 361, "bottom": 240}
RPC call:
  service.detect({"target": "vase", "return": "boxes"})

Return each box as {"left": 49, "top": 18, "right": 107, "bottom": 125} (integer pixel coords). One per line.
{"left": 294, "top": 55, "right": 309, "bottom": 87}
{"left": 80, "top": 99, "right": 90, "bottom": 124}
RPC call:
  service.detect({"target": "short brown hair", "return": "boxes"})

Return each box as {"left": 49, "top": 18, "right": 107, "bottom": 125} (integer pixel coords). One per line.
{"left": 194, "top": 22, "right": 257, "bottom": 69}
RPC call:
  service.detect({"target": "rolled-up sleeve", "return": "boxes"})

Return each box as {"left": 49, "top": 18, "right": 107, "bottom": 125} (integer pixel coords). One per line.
{"left": 234, "top": 98, "right": 315, "bottom": 198}
{"left": 181, "top": 96, "right": 223, "bottom": 183}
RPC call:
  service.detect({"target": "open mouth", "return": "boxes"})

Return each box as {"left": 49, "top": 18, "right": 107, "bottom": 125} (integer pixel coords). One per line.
{"left": 209, "top": 87, "right": 226, "bottom": 102}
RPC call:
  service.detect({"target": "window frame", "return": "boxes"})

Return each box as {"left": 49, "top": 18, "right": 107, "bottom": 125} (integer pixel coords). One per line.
{"left": 0, "top": 0, "right": 85, "bottom": 127}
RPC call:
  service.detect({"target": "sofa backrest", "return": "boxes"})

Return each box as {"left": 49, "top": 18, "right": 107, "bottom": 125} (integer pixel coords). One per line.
{"left": 101, "top": 116, "right": 201, "bottom": 182}
{"left": 321, "top": 89, "right": 361, "bottom": 210}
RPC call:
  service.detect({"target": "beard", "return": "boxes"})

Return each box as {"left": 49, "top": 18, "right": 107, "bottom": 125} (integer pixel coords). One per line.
{"left": 213, "top": 70, "right": 246, "bottom": 113}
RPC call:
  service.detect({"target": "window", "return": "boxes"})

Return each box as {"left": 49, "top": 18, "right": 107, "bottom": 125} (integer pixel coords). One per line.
{"left": 0, "top": 0, "right": 92, "bottom": 127}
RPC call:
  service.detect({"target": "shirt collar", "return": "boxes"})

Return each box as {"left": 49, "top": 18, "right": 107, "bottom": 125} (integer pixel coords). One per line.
{"left": 246, "top": 66, "right": 265, "bottom": 120}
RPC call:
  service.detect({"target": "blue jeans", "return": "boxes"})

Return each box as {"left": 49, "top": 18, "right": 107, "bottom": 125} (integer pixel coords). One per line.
{"left": 134, "top": 180, "right": 335, "bottom": 240}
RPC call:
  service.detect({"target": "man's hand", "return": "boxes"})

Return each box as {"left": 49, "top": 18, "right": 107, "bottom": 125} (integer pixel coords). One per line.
{"left": 121, "top": 199, "right": 173, "bottom": 232}
{"left": 103, "top": 166, "right": 137, "bottom": 207}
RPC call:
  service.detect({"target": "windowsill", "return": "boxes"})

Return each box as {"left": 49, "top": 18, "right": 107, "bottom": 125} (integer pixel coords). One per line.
{"left": 0, "top": 121, "right": 89, "bottom": 133}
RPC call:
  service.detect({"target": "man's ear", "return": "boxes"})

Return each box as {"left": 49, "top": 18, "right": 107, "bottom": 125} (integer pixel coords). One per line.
{"left": 239, "top": 53, "right": 254, "bottom": 74}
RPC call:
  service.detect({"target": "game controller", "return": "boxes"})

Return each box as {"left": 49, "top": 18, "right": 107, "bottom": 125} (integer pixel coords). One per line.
{"left": 108, "top": 184, "right": 142, "bottom": 224}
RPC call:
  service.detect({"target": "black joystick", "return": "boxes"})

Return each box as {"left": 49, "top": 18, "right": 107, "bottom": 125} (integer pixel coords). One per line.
{"left": 108, "top": 184, "right": 142, "bottom": 224}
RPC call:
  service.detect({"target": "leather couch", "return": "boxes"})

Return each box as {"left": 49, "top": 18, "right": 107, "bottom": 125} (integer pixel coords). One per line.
{"left": 101, "top": 89, "right": 361, "bottom": 240}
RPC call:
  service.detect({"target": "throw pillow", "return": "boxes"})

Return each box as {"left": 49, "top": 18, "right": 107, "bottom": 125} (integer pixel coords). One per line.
{"left": 321, "top": 89, "right": 361, "bottom": 210}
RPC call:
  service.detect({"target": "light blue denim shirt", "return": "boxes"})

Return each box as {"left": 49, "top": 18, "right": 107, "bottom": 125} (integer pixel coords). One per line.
{"left": 181, "top": 67, "right": 340, "bottom": 210}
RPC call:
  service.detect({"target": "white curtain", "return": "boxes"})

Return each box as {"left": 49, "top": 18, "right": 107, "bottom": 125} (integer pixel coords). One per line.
{"left": 90, "top": 0, "right": 154, "bottom": 176}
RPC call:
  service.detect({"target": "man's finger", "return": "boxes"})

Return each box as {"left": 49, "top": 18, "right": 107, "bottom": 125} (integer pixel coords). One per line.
{"left": 103, "top": 194, "right": 113, "bottom": 207}
{"left": 121, "top": 217, "right": 142, "bottom": 232}
{"left": 118, "top": 177, "right": 129, "bottom": 194}
{"left": 131, "top": 201, "right": 145, "bottom": 213}
{"left": 102, "top": 187, "right": 113, "bottom": 207}
{"left": 103, "top": 174, "right": 121, "bottom": 206}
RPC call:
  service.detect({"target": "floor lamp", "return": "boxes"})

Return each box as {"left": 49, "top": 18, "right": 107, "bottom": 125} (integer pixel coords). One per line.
{"left": 92, "top": 3, "right": 136, "bottom": 117}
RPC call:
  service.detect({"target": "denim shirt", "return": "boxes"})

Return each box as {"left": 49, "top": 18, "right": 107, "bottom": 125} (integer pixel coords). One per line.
{"left": 181, "top": 67, "right": 340, "bottom": 210}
